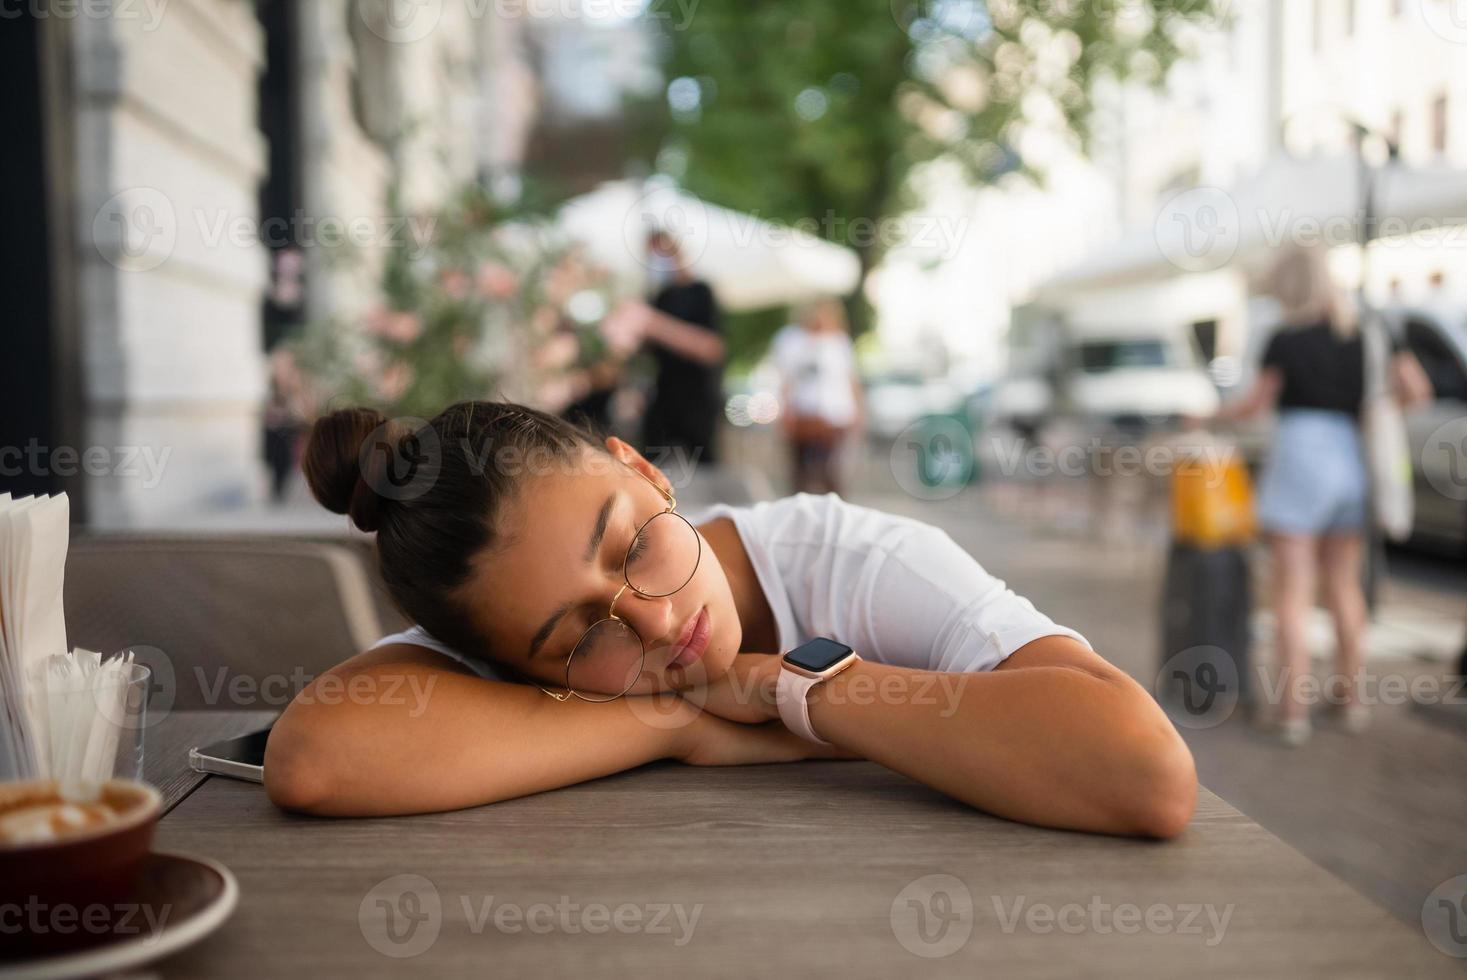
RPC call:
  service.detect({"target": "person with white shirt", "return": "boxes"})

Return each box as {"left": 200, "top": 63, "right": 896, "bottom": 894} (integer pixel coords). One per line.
{"left": 266, "top": 399, "right": 1196, "bottom": 839}
{"left": 770, "top": 298, "right": 864, "bottom": 495}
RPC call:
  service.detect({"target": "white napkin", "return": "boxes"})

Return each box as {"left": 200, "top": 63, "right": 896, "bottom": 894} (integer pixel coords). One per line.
{"left": 0, "top": 493, "right": 73, "bottom": 781}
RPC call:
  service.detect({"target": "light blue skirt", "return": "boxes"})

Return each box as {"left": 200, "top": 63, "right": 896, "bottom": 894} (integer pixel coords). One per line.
{"left": 1256, "top": 409, "right": 1368, "bottom": 535}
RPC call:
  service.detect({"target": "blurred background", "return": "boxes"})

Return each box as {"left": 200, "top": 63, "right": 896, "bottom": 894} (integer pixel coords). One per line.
{"left": 5, "top": 0, "right": 1467, "bottom": 938}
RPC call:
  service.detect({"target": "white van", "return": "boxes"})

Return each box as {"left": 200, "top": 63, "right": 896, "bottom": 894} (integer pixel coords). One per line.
{"left": 993, "top": 310, "right": 1219, "bottom": 436}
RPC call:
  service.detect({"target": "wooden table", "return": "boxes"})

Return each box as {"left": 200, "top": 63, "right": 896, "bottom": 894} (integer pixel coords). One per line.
{"left": 144, "top": 723, "right": 1458, "bottom": 978}
{"left": 144, "top": 710, "right": 281, "bottom": 812}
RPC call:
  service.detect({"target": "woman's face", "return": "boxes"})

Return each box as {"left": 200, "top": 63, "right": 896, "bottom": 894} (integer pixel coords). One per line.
{"left": 457, "top": 439, "right": 742, "bottom": 697}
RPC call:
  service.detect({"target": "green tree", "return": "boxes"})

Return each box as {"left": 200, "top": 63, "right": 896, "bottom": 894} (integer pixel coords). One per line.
{"left": 641, "top": 0, "right": 1223, "bottom": 358}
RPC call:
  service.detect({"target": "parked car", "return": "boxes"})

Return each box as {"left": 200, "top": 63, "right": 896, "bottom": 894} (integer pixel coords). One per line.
{"left": 1061, "top": 334, "right": 1220, "bottom": 434}
{"left": 862, "top": 371, "right": 968, "bottom": 441}
{"left": 990, "top": 334, "right": 1219, "bottom": 439}
{"left": 1390, "top": 307, "right": 1467, "bottom": 554}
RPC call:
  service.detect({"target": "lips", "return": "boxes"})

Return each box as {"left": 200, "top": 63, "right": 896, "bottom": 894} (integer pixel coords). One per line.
{"left": 669, "top": 607, "right": 710, "bottom": 669}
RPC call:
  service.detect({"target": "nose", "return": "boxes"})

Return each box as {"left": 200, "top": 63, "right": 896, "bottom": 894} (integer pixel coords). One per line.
{"left": 613, "top": 588, "right": 677, "bottom": 651}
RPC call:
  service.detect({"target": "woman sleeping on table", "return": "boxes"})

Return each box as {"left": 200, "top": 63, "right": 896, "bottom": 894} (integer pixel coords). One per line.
{"left": 264, "top": 400, "right": 1196, "bottom": 838}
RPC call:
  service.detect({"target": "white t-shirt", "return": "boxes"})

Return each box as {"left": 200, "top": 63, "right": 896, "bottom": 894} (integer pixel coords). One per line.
{"left": 368, "top": 493, "right": 1090, "bottom": 680}
{"left": 770, "top": 325, "right": 859, "bottom": 426}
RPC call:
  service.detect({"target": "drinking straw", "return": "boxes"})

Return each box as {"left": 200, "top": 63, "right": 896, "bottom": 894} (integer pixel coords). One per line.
{"left": 40, "top": 648, "right": 138, "bottom": 802}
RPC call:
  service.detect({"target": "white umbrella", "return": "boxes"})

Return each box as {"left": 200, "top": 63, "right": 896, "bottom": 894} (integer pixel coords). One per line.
{"left": 1039, "top": 154, "right": 1467, "bottom": 297}
{"left": 557, "top": 179, "right": 862, "bottom": 312}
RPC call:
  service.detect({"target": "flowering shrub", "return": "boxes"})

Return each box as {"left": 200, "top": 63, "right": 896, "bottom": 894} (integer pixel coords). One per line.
{"left": 280, "top": 183, "right": 629, "bottom": 422}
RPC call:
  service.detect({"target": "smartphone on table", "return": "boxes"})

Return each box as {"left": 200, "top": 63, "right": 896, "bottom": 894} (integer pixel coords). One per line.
{"left": 188, "top": 727, "right": 272, "bottom": 784}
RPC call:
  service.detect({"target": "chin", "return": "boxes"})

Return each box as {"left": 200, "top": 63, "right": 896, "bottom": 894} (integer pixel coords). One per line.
{"left": 702, "top": 639, "right": 738, "bottom": 680}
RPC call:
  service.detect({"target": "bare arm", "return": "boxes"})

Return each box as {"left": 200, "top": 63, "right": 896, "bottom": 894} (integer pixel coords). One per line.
{"left": 681, "top": 637, "right": 1196, "bottom": 839}
{"left": 1390, "top": 349, "right": 1433, "bottom": 409}
{"left": 642, "top": 307, "right": 726, "bottom": 366}
{"left": 264, "top": 645, "right": 850, "bottom": 817}
{"left": 806, "top": 636, "right": 1196, "bottom": 839}
{"left": 777, "top": 380, "right": 796, "bottom": 436}
{"left": 1211, "top": 365, "right": 1282, "bottom": 424}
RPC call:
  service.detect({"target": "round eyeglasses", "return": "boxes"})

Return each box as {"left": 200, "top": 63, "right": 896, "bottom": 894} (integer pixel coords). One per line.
{"left": 539, "top": 466, "right": 702, "bottom": 703}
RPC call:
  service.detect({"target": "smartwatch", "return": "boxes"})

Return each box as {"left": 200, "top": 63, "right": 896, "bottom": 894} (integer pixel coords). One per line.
{"left": 776, "top": 638, "right": 860, "bottom": 745}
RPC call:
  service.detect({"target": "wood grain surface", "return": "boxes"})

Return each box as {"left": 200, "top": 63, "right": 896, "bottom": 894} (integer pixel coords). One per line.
{"left": 144, "top": 710, "right": 279, "bottom": 812}
{"left": 149, "top": 758, "right": 1458, "bottom": 978}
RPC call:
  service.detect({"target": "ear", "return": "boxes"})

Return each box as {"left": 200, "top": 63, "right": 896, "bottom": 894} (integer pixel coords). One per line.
{"left": 602, "top": 436, "right": 673, "bottom": 495}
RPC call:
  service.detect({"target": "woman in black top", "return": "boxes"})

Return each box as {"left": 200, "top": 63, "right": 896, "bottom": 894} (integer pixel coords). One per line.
{"left": 634, "top": 230, "right": 727, "bottom": 468}
{"left": 1205, "top": 246, "right": 1430, "bottom": 746}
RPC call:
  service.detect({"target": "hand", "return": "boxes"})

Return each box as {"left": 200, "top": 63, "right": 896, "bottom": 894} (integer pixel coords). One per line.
{"left": 599, "top": 301, "right": 653, "bottom": 354}
{"left": 668, "top": 652, "right": 783, "bottom": 725}
{"left": 677, "top": 712, "right": 862, "bottom": 766}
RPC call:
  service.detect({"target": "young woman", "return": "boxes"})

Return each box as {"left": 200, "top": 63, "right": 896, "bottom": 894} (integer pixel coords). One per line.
{"left": 264, "top": 400, "right": 1196, "bottom": 838}
{"left": 771, "top": 297, "right": 865, "bottom": 496}
{"left": 1204, "top": 245, "right": 1432, "bottom": 745}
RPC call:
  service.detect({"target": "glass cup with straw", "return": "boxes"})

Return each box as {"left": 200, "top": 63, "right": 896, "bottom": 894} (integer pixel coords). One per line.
{"left": 37, "top": 649, "right": 150, "bottom": 801}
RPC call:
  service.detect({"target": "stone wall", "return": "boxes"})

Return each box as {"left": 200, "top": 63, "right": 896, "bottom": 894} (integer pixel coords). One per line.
{"left": 74, "top": 0, "right": 270, "bottom": 525}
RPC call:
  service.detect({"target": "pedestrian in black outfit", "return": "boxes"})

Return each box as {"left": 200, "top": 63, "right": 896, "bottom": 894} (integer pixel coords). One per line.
{"left": 636, "top": 229, "right": 726, "bottom": 469}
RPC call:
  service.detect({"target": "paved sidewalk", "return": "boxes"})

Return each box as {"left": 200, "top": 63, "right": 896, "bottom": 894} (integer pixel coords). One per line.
{"left": 848, "top": 477, "right": 1467, "bottom": 931}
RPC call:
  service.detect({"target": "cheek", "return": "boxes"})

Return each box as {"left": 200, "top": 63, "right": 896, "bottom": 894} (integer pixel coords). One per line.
{"left": 695, "top": 541, "right": 737, "bottom": 625}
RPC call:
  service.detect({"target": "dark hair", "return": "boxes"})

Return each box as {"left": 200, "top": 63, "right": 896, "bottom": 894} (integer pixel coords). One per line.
{"left": 301, "top": 400, "right": 606, "bottom": 662}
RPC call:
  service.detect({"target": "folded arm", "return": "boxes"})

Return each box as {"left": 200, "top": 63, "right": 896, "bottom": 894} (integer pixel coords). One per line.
{"left": 264, "top": 645, "right": 850, "bottom": 817}
{"left": 805, "top": 635, "right": 1197, "bottom": 838}
{"left": 683, "top": 637, "right": 1197, "bottom": 839}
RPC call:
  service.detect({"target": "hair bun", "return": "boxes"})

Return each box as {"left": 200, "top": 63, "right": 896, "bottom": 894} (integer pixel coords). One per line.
{"left": 301, "top": 407, "right": 399, "bottom": 533}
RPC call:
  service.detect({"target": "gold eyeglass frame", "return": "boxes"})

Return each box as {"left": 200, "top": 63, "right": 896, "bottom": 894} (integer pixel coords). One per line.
{"left": 538, "top": 464, "right": 702, "bottom": 703}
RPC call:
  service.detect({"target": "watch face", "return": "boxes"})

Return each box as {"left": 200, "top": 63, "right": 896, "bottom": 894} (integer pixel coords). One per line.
{"left": 784, "top": 637, "right": 854, "bottom": 673}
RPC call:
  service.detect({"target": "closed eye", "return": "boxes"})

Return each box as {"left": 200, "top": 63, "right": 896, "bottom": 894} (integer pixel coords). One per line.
{"left": 627, "top": 530, "right": 651, "bottom": 564}
{"left": 559, "top": 604, "right": 604, "bottom": 661}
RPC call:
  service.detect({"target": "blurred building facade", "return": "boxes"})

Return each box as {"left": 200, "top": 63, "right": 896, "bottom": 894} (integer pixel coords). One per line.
{"left": 874, "top": 0, "right": 1467, "bottom": 382}
{"left": 12, "top": 0, "right": 542, "bottom": 526}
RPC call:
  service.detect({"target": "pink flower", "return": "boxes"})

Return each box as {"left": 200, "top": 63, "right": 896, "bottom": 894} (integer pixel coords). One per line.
{"left": 533, "top": 332, "right": 580, "bottom": 371}
{"left": 378, "top": 362, "right": 414, "bottom": 401}
{"left": 531, "top": 306, "right": 560, "bottom": 335}
{"left": 543, "top": 255, "right": 592, "bottom": 307}
{"left": 440, "top": 268, "right": 472, "bottom": 300}
{"left": 476, "top": 262, "right": 519, "bottom": 300}
{"left": 352, "top": 348, "right": 380, "bottom": 376}
{"left": 365, "top": 308, "right": 423, "bottom": 343}
{"left": 534, "top": 375, "right": 584, "bottom": 412}
{"left": 364, "top": 306, "right": 392, "bottom": 336}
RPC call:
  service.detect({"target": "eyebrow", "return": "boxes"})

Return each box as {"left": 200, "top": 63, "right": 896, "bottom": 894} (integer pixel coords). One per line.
{"left": 526, "top": 491, "right": 619, "bottom": 661}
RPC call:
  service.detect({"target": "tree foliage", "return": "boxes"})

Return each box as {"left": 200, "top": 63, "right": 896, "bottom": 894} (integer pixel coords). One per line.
{"left": 641, "top": 0, "right": 1224, "bottom": 350}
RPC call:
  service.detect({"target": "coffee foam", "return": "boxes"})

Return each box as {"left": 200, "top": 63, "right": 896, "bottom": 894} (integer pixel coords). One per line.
{"left": 0, "top": 780, "right": 151, "bottom": 847}
{"left": 0, "top": 800, "right": 122, "bottom": 845}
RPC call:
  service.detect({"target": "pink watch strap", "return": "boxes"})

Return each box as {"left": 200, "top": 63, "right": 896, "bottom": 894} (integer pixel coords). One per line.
{"left": 776, "top": 666, "right": 833, "bottom": 745}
